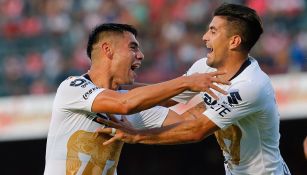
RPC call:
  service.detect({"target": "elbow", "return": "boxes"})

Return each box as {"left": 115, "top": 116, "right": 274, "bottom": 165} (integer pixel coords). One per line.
{"left": 117, "top": 104, "right": 131, "bottom": 115}
{"left": 188, "top": 118, "right": 217, "bottom": 143}
{"left": 188, "top": 125, "right": 210, "bottom": 143}
{"left": 117, "top": 101, "right": 136, "bottom": 115}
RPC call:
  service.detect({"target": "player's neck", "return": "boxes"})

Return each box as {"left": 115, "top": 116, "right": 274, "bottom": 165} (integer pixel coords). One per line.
{"left": 217, "top": 54, "right": 248, "bottom": 81}
{"left": 87, "top": 68, "right": 116, "bottom": 90}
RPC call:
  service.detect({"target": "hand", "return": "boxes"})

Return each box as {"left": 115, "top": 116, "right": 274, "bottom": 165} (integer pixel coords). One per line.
{"left": 186, "top": 71, "right": 230, "bottom": 99}
{"left": 96, "top": 126, "right": 137, "bottom": 145}
{"left": 96, "top": 115, "right": 134, "bottom": 131}
{"left": 96, "top": 115, "right": 138, "bottom": 145}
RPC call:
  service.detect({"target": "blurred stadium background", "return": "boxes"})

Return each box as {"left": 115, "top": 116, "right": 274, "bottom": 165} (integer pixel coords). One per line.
{"left": 0, "top": 0, "right": 306, "bottom": 174}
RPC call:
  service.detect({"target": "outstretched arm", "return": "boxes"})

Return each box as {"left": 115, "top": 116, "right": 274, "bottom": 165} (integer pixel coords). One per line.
{"left": 119, "top": 83, "right": 179, "bottom": 107}
{"left": 96, "top": 102, "right": 219, "bottom": 145}
{"left": 118, "top": 82, "right": 149, "bottom": 90}
{"left": 157, "top": 102, "right": 207, "bottom": 128}
{"left": 92, "top": 71, "right": 229, "bottom": 114}
{"left": 97, "top": 114, "right": 218, "bottom": 145}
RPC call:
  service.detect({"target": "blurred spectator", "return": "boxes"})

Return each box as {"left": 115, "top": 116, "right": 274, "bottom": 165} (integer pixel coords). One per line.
{"left": 0, "top": 0, "right": 307, "bottom": 97}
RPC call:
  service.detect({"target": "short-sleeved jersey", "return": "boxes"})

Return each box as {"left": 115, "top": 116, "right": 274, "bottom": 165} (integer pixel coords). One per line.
{"left": 44, "top": 75, "right": 169, "bottom": 175}
{"left": 174, "top": 57, "right": 290, "bottom": 175}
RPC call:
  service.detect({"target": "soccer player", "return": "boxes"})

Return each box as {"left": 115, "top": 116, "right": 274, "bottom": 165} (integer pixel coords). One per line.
{"left": 97, "top": 4, "right": 291, "bottom": 175}
{"left": 43, "top": 23, "right": 229, "bottom": 175}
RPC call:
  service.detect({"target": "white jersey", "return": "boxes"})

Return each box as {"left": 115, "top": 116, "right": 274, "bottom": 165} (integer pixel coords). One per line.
{"left": 44, "top": 75, "right": 169, "bottom": 175}
{"left": 175, "top": 57, "right": 291, "bottom": 175}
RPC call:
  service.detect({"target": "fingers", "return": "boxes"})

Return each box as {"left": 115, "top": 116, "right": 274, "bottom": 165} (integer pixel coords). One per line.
{"left": 121, "top": 116, "right": 134, "bottom": 128}
{"left": 96, "top": 127, "right": 113, "bottom": 134}
{"left": 206, "top": 71, "right": 231, "bottom": 85}
{"left": 96, "top": 117, "right": 111, "bottom": 125}
{"left": 210, "top": 77, "right": 230, "bottom": 85}
{"left": 210, "top": 84, "right": 228, "bottom": 95}
{"left": 103, "top": 136, "right": 119, "bottom": 145}
{"left": 203, "top": 71, "right": 230, "bottom": 98}
{"left": 206, "top": 89, "right": 219, "bottom": 100}
{"left": 121, "top": 116, "right": 129, "bottom": 122}
{"left": 95, "top": 127, "right": 121, "bottom": 145}
{"left": 96, "top": 118, "right": 122, "bottom": 128}
{"left": 106, "top": 113, "right": 121, "bottom": 123}
{"left": 208, "top": 70, "right": 226, "bottom": 77}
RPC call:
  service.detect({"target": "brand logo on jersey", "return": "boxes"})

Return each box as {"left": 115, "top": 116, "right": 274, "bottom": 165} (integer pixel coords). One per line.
{"left": 203, "top": 93, "right": 231, "bottom": 117}
{"left": 203, "top": 91, "right": 242, "bottom": 117}
{"left": 227, "top": 91, "right": 242, "bottom": 105}
{"left": 81, "top": 82, "right": 91, "bottom": 88}
{"left": 83, "top": 87, "right": 99, "bottom": 100}
{"left": 70, "top": 78, "right": 86, "bottom": 87}
{"left": 203, "top": 93, "right": 217, "bottom": 106}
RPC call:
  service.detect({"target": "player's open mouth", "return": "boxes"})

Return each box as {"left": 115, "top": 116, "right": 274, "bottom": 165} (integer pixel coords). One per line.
{"left": 206, "top": 46, "right": 213, "bottom": 53}
{"left": 131, "top": 63, "right": 141, "bottom": 71}
{"left": 205, "top": 45, "right": 213, "bottom": 58}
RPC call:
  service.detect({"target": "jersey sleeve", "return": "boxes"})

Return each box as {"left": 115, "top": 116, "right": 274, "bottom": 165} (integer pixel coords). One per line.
{"left": 126, "top": 106, "right": 169, "bottom": 129}
{"left": 203, "top": 80, "right": 263, "bottom": 129}
{"left": 55, "top": 77, "right": 104, "bottom": 112}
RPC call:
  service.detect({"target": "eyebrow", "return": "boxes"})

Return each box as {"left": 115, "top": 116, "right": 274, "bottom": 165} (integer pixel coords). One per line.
{"left": 209, "top": 26, "right": 217, "bottom": 31}
{"left": 129, "top": 41, "right": 139, "bottom": 48}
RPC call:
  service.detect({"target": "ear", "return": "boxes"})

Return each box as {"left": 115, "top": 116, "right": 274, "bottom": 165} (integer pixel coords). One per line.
{"left": 101, "top": 42, "right": 114, "bottom": 59}
{"left": 229, "top": 35, "right": 241, "bottom": 50}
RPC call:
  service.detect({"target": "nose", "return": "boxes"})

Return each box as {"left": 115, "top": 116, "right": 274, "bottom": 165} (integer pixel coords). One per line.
{"left": 202, "top": 31, "right": 209, "bottom": 43}
{"left": 136, "top": 50, "right": 144, "bottom": 61}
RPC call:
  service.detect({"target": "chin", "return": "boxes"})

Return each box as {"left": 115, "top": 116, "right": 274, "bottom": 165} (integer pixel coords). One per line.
{"left": 206, "top": 59, "right": 213, "bottom": 67}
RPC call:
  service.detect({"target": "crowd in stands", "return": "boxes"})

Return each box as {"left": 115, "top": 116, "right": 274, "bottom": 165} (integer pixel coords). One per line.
{"left": 0, "top": 0, "right": 307, "bottom": 97}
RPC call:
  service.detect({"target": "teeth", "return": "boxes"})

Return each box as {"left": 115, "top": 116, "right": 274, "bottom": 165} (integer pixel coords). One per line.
{"left": 131, "top": 63, "right": 141, "bottom": 70}
{"left": 206, "top": 47, "right": 213, "bottom": 53}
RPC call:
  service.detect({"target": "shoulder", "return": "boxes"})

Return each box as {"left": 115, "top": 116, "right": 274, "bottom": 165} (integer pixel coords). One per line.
{"left": 245, "top": 57, "right": 273, "bottom": 91}
{"left": 57, "top": 76, "right": 94, "bottom": 92}
{"left": 59, "top": 76, "right": 89, "bottom": 88}
{"left": 56, "top": 75, "right": 103, "bottom": 101}
{"left": 53, "top": 75, "right": 104, "bottom": 110}
{"left": 230, "top": 65, "right": 273, "bottom": 105}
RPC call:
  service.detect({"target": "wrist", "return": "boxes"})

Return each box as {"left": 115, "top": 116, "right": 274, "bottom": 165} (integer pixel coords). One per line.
{"left": 178, "top": 75, "right": 190, "bottom": 91}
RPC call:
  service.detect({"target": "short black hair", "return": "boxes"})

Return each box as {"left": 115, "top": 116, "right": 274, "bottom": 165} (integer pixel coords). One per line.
{"left": 214, "top": 3, "right": 263, "bottom": 51}
{"left": 86, "top": 23, "right": 138, "bottom": 59}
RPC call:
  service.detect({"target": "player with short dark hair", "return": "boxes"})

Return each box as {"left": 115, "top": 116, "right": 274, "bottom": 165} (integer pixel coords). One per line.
{"left": 86, "top": 23, "right": 138, "bottom": 59}
{"left": 43, "top": 23, "right": 229, "bottom": 175}
{"left": 98, "top": 4, "right": 291, "bottom": 175}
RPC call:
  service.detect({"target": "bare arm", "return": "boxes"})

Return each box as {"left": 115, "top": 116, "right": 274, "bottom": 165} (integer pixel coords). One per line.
{"left": 160, "top": 102, "right": 206, "bottom": 126}
{"left": 135, "top": 116, "right": 218, "bottom": 145}
{"left": 97, "top": 114, "right": 218, "bottom": 145}
{"left": 96, "top": 102, "right": 218, "bottom": 145}
{"left": 119, "top": 83, "right": 179, "bottom": 107}
{"left": 92, "top": 71, "right": 229, "bottom": 114}
{"left": 119, "top": 82, "right": 148, "bottom": 90}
